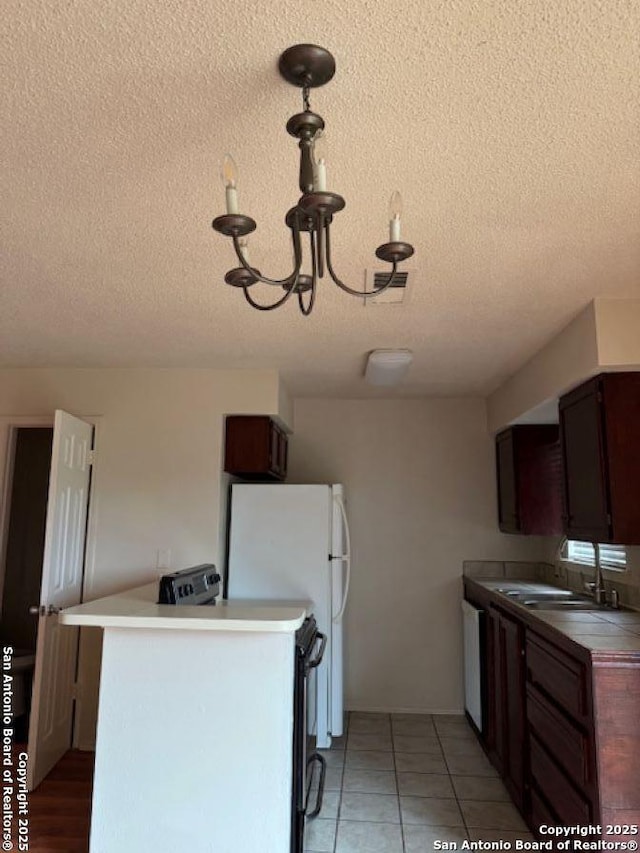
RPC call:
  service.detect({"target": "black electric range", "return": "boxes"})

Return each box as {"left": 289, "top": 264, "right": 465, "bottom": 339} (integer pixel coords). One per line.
{"left": 157, "top": 564, "right": 221, "bottom": 605}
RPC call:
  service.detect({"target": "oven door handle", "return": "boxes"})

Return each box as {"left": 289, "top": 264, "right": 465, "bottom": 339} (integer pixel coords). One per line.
{"left": 305, "top": 751, "right": 326, "bottom": 819}
{"left": 306, "top": 631, "right": 327, "bottom": 672}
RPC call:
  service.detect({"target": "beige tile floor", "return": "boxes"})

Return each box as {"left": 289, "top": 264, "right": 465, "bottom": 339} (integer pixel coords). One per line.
{"left": 304, "top": 712, "right": 533, "bottom": 853}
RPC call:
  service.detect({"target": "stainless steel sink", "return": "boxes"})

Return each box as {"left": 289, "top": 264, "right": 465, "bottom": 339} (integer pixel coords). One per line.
{"left": 513, "top": 591, "right": 576, "bottom": 601}
{"left": 523, "top": 599, "right": 602, "bottom": 611}
{"left": 496, "top": 588, "right": 601, "bottom": 610}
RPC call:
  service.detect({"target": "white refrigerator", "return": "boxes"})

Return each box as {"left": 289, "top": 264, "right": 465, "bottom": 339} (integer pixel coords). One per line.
{"left": 226, "top": 483, "right": 351, "bottom": 749}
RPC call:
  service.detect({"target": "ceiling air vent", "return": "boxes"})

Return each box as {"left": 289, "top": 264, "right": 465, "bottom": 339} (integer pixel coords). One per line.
{"left": 364, "top": 269, "right": 411, "bottom": 306}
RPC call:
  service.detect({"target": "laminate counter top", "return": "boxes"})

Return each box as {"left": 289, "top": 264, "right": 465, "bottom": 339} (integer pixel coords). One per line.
{"left": 59, "top": 583, "right": 310, "bottom": 632}
{"left": 464, "top": 578, "right": 640, "bottom": 654}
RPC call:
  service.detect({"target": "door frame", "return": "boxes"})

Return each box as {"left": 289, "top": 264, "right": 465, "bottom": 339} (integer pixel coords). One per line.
{"left": 0, "top": 413, "right": 102, "bottom": 749}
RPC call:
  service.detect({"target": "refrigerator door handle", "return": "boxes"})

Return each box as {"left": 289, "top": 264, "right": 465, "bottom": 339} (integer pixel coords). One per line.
{"left": 332, "top": 495, "right": 351, "bottom": 623}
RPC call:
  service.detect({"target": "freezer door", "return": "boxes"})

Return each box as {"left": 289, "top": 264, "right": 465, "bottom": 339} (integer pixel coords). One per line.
{"left": 228, "top": 484, "right": 331, "bottom": 599}
{"left": 227, "top": 483, "right": 334, "bottom": 746}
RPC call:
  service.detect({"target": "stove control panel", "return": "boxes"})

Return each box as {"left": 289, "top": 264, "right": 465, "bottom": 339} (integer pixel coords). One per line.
{"left": 158, "top": 564, "right": 221, "bottom": 606}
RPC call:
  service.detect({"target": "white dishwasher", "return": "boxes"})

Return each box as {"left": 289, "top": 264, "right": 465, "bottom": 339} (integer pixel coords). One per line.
{"left": 461, "top": 599, "right": 483, "bottom": 731}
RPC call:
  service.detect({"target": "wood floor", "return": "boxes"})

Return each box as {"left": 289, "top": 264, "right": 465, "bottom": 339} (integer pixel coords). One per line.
{"left": 13, "top": 750, "right": 94, "bottom": 853}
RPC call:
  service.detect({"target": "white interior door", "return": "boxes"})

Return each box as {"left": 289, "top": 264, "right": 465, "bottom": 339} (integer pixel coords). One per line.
{"left": 27, "top": 410, "right": 93, "bottom": 791}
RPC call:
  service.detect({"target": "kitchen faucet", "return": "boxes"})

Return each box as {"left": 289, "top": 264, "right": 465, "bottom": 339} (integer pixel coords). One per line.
{"left": 584, "top": 544, "right": 616, "bottom": 607}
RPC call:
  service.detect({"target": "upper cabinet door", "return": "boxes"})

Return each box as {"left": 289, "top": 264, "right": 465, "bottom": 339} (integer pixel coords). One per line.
{"left": 495, "top": 425, "right": 562, "bottom": 535}
{"left": 224, "top": 415, "right": 288, "bottom": 482}
{"left": 269, "top": 420, "right": 280, "bottom": 476}
{"left": 278, "top": 429, "right": 288, "bottom": 480}
{"left": 496, "top": 430, "right": 518, "bottom": 533}
{"left": 559, "top": 378, "right": 610, "bottom": 542}
{"left": 559, "top": 372, "right": 640, "bottom": 545}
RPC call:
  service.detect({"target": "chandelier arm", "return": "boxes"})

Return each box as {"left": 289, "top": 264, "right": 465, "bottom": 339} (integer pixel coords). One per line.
{"left": 324, "top": 223, "right": 400, "bottom": 297}
{"left": 242, "top": 275, "right": 301, "bottom": 312}
{"left": 316, "top": 214, "right": 325, "bottom": 278}
{"left": 298, "top": 290, "right": 311, "bottom": 315}
{"left": 231, "top": 230, "right": 301, "bottom": 287}
{"left": 310, "top": 227, "right": 317, "bottom": 279}
{"left": 297, "top": 231, "right": 318, "bottom": 316}
{"left": 293, "top": 223, "right": 303, "bottom": 268}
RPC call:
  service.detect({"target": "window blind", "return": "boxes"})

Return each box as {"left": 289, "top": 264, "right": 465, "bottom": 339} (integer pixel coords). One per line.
{"left": 566, "top": 541, "right": 627, "bottom": 571}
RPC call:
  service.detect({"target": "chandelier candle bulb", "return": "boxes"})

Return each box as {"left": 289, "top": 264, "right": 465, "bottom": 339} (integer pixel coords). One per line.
{"left": 389, "top": 191, "right": 403, "bottom": 242}
{"left": 225, "top": 186, "right": 239, "bottom": 215}
{"left": 221, "top": 154, "right": 239, "bottom": 214}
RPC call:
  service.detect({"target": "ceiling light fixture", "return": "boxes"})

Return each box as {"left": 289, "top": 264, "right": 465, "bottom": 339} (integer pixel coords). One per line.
{"left": 211, "top": 44, "right": 415, "bottom": 316}
{"left": 364, "top": 349, "right": 413, "bottom": 386}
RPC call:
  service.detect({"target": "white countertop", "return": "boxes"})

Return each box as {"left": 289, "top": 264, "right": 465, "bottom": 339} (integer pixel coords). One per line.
{"left": 59, "top": 583, "right": 311, "bottom": 632}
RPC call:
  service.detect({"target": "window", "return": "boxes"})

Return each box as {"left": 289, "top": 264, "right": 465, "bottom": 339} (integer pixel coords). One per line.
{"left": 564, "top": 540, "right": 627, "bottom": 571}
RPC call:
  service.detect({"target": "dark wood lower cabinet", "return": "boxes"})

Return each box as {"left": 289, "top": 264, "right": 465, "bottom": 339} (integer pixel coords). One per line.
{"left": 465, "top": 578, "right": 640, "bottom": 837}
{"left": 526, "top": 686, "right": 593, "bottom": 791}
{"left": 489, "top": 605, "right": 526, "bottom": 811}
{"left": 526, "top": 633, "right": 590, "bottom": 724}
{"left": 485, "top": 608, "right": 502, "bottom": 771}
{"left": 530, "top": 787, "right": 558, "bottom": 831}
{"left": 529, "top": 735, "right": 593, "bottom": 824}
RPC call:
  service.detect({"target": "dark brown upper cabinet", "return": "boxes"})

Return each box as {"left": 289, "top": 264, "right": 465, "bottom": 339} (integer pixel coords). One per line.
{"left": 224, "top": 415, "right": 288, "bottom": 482}
{"left": 495, "top": 425, "right": 563, "bottom": 535}
{"left": 559, "top": 372, "right": 640, "bottom": 544}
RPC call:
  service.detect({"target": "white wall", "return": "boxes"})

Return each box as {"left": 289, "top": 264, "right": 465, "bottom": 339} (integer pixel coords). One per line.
{"left": 487, "top": 302, "right": 598, "bottom": 433}
{"left": 487, "top": 298, "right": 640, "bottom": 432}
{"left": 288, "top": 398, "right": 551, "bottom": 714}
{"left": 0, "top": 367, "right": 290, "bottom": 747}
{"left": 595, "top": 298, "right": 640, "bottom": 367}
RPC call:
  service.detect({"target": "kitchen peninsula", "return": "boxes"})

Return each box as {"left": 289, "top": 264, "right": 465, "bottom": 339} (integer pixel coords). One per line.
{"left": 60, "top": 584, "right": 310, "bottom": 853}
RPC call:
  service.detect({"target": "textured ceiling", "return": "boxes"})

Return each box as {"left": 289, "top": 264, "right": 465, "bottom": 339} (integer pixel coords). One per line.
{"left": 1, "top": 0, "right": 639, "bottom": 397}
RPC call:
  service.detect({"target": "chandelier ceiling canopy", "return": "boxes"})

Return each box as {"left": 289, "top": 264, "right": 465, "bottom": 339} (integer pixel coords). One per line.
{"left": 212, "top": 44, "right": 415, "bottom": 316}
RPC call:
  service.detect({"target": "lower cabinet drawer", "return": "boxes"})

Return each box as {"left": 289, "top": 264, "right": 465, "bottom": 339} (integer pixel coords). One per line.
{"left": 527, "top": 685, "right": 593, "bottom": 790}
{"left": 526, "top": 632, "right": 588, "bottom": 722}
{"left": 530, "top": 735, "right": 592, "bottom": 825}
{"left": 531, "top": 787, "right": 560, "bottom": 834}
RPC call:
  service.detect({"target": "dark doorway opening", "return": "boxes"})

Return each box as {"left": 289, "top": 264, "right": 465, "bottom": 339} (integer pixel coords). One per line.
{"left": 1, "top": 427, "right": 53, "bottom": 741}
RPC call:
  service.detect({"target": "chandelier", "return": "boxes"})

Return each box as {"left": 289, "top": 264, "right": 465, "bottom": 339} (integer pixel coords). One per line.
{"left": 211, "top": 44, "right": 415, "bottom": 316}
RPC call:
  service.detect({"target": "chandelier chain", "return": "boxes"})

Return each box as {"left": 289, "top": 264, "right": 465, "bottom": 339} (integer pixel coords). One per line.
{"left": 302, "top": 86, "right": 311, "bottom": 113}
